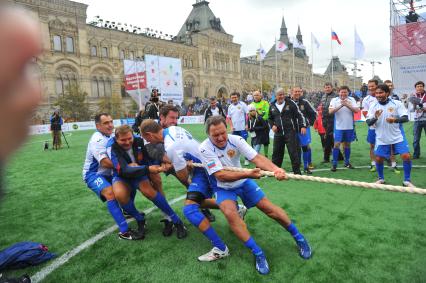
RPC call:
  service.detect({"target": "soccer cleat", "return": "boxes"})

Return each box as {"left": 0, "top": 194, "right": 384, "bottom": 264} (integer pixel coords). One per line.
{"left": 296, "top": 237, "right": 312, "bottom": 259}
{"left": 137, "top": 219, "right": 146, "bottom": 239}
{"left": 198, "top": 246, "right": 230, "bottom": 262}
{"left": 201, "top": 208, "right": 216, "bottom": 222}
{"left": 175, "top": 222, "right": 188, "bottom": 239}
{"left": 118, "top": 229, "right": 144, "bottom": 240}
{"left": 244, "top": 160, "right": 250, "bottom": 166}
{"left": 238, "top": 204, "right": 248, "bottom": 220}
{"left": 160, "top": 219, "right": 174, "bottom": 237}
{"left": 304, "top": 169, "right": 313, "bottom": 175}
{"left": 403, "top": 181, "right": 415, "bottom": 188}
{"left": 255, "top": 253, "right": 270, "bottom": 275}
{"left": 370, "top": 165, "right": 376, "bottom": 172}
{"left": 392, "top": 166, "right": 401, "bottom": 174}
{"left": 344, "top": 163, "right": 355, "bottom": 169}
{"left": 375, "top": 179, "right": 385, "bottom": 184}
{"left": 330, "top": 166, "right": 337, "bottom": 172}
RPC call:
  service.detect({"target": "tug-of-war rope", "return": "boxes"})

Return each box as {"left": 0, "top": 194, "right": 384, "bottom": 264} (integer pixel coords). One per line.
{"left": 191, "top": 163, "right": 426, "bottom": 195}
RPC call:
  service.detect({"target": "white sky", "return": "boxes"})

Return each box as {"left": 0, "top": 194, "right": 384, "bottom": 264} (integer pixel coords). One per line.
{"left": 79, "top": 0, "right": 406, "bottom": 83}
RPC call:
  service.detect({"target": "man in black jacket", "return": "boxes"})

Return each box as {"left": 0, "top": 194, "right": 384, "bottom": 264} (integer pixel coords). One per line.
{"left": 269, "top": 88, "right": 306, "bottom": 174}
{"left": 319, "top": 83, "right": 343, "bottom": 163}
{"left": 108, "top": 125, "right": 188, "bottom": 239}
{"left": 291, "top": 87, "right": 317, "bottom": 174}
{"left": 204, "top": 97, "right": 226, "bottom": 123}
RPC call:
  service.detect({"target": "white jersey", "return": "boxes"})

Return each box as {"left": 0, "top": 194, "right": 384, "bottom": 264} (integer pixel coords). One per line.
{"left": 82, "top": 131, "right": 113, "bottom": 180}
{"left": 163, "top": 126, "right": 203, "bottom": 171}
{"left": 329, "top": 97, "right": 357, "bottom": 130}
{"left": 362, "top": 94, "right": 377, "bottom": 129}
{"left": 366, "top": 99, "right": 408, "bottom": 145}
{"left": 199, "top": 134, "right": 258, "bottom": 189}
{"left": 227, "top": 101, "right": 248, "bottom": 131}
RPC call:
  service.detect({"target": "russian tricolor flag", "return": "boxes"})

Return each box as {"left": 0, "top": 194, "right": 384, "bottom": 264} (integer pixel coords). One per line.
{"left": 331, "top": 30, "right": 342, "bottom": 45}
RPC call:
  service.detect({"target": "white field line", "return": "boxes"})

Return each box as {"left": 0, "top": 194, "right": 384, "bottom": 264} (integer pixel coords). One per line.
{"left": 31, "top": 194, "right": 186, "bottom": 283}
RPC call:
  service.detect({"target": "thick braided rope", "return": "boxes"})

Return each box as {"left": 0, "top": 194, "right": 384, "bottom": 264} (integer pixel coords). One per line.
{"left": 191, "top": 163, "right": 426, "bottom": 195}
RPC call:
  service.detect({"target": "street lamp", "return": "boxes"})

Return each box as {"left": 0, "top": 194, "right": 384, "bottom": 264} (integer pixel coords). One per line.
{"left": 370, "top": 61, "right": 382, "bottom": 78}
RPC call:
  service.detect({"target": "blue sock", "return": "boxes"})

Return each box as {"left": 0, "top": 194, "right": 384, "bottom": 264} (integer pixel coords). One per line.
{"left": 344, "top": 148, "right": 351, "bottom": 165}
{"left": 403, "top": 160, "right": 412, "bottom": 181}
{"left": 286, "top": 223, "right": 304, "bottom": 241}
{"left": 307, "top": 148, "right": 312, "bottom": 164}
{"left": 106, "top": 200, "right": 128, "bottom": 233}
{"left": 183, "top": 204, "right": 226, "bottom": 251}
{"left": 122, "top": 201, "right": 144, "bottom": 222}
{"left": 376, "top": 162, "right": 384, "bottom": 180}
{"left": 303, "top": 151, "right": 309, "bottom": 169}
{"left": 332, "top": 148, "right": 339, "bottom": 166}
{"left": 152, "top": 193, "right": 181, "bottom": 224}
{"left": 204, "top": 227, "right": 227, "bottom": 251}
{"left": 244, "top": 237, "right": 263, "bottom": 255}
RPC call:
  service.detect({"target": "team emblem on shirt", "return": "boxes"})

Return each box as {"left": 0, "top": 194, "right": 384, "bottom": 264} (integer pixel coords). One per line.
{"left": 227, "top": 149, "right": 236, "bottom": 158}
{"left": 387, "top": 107, "right": 394, "bottom": 113}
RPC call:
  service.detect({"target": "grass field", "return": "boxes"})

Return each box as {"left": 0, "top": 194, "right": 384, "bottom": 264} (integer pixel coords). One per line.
{"left": 1, "top": 122, "right": 426, "bottom": 283}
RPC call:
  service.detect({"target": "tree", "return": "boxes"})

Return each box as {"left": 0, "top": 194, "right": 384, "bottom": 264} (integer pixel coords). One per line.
{"left": 97, "top": 95, "right": 123, "bottom": 119}
{"left": 55, "top": 83, "right": 90, "bottom": 121}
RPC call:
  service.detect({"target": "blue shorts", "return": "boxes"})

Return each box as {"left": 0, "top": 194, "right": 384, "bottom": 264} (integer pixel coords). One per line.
{"left": 232, "top": 130, "right": 248, "bottom": 140}
{"left": 112, "top": 175, "right": 149, "bottom": 191}
{"left": 367, "top": 129, "right": 376, "bottom": 145}
{"left": 298, "top": 127, "right": 312, "bottom": 146}
{"left": 85, "top": 174, "right": 112, "bottom": 202}
{"left": 374, "top": 140, "right": 410, "bottom": 159}
{"left": 214, "top": 179, "right": 265, "bottom": 209}
{"left": 334, "top": 129, "right": 355, "bottom": 143}
{"left": 188, "top": 168, "right": 215, "bottom": 199}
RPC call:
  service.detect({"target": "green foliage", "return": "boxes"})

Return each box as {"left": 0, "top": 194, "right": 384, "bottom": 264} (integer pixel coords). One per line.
{"left": 1, "top": 123, "right": 426, "bottom": 282}
{"left": 54, "top": 84, "right": 90, "bottom": 121}
{"left": 97, "top": 95, "right": 124, "bottom": 119}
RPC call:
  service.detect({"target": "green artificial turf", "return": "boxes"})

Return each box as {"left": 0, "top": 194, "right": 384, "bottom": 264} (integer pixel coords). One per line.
{"left": 0, "top": 123, "right": 425, "bottom": 282}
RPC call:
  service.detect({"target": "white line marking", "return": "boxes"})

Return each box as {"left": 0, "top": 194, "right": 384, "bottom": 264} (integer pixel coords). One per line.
{"left": 31, "top": 194, "right": 186, "bottom": 283}
{"left": 310, "top": 164, "right": 426, "bottom": 172}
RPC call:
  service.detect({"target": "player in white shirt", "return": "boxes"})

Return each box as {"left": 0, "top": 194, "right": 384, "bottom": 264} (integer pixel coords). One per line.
{"left": 199, "top": 116, "right": 312, "bottom": 275}
{"left": 82, "top": 113, "right": 142, "bottom": 240}
{"left": 140, "top": 120, "right": 237, "bottom": 262}
{"left": 366, "top": 84, "right": 414, "bottom": 187}
{"left": 362, "top": 79, "right": 379, "bottom": 171}
{"left": 227, "top": 92, "right": 249, "bottom": 165}
{"left": 329, "top": 86, "right": 360, "bottom": 171}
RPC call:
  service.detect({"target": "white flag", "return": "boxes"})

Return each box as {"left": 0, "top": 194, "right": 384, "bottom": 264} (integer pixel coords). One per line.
{"left": 292, "top": 37, "right": 306, "bottom": 50}
{"left": 276, "top": 40, "right": 288, "bottom": 52}
{"left": 311, "top": 33, "right": 320, "bottom": 49}
{"left": 257, "top": 44, "right": 266, "bottom": 61}
{"left": 354, "top": 28, "right": 365, "bottom": 60}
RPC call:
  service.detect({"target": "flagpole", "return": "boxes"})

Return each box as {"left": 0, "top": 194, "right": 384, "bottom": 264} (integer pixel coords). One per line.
{"left": 311, "top": 33, "right": 314, "bottom": 92}
{"left": 292, "top": 45, "right": 295, "bottom": 87}
{"left": 331, "top": 28, "right": 334, "bottom": 87}
{"left": 259, "top": 49, "right": 263, "bottom": 94}
{"left": 275, "top": 37, "right": 278, "bottom": 90}
{"left": 353, "top": 27, "right": 356, "bottom": 94}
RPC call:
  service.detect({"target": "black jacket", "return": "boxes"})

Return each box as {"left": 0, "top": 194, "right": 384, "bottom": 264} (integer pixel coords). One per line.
{"left": 204, "top": 105, "right": 226, "bottom": 123}
{"left": 110, "top": 136, "right": 150, "bottom": 179}
{"left": 248, "top": 115, "right": 269, "bottom": 145}
{"left": 292, "top": 98, "right": 317, "bottom": 127}
{"left": 143, "top": 102, "right": 161, "bottom": 120}
{"left": 268, "top": 97, "right": 306, "bottom": 136}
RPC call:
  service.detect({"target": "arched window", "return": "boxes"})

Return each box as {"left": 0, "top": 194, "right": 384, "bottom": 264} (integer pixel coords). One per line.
{"left": 53, "top": 35, "right": 62, "bottom": 51}
{"left": 101, "top": 47, "right": 108, "bottom": 58}
{"left": 66, "top": 37, "right": 74, "bottom": 53}
{"left": 55, "top": 66, "right": 77, "bottom": 96}
{"left": 119, "top": 50, "right": 125, "bottom": 60}
{"left": 91, "top": 69, "right": 113, "bottom": 97}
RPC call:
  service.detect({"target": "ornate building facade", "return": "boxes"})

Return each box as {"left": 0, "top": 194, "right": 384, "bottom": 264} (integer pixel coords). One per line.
{"left": 11, "top": 0, "right": 361, "bottom": 120}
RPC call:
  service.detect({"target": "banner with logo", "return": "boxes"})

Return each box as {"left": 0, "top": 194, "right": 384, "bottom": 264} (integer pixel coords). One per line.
{"left": 391, "top": 54, "right": 426, "bottom": 95}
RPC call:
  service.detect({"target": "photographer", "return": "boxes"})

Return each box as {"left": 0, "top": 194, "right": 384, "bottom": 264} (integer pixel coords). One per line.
{"left": 409, "top": 81, "right": 426, "bottom": 159}
{"left": 50, "top": 110, "right": 63, "bottom": 150}
{"left": 143, "top": 88, "right": 163, "bottom": 120}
